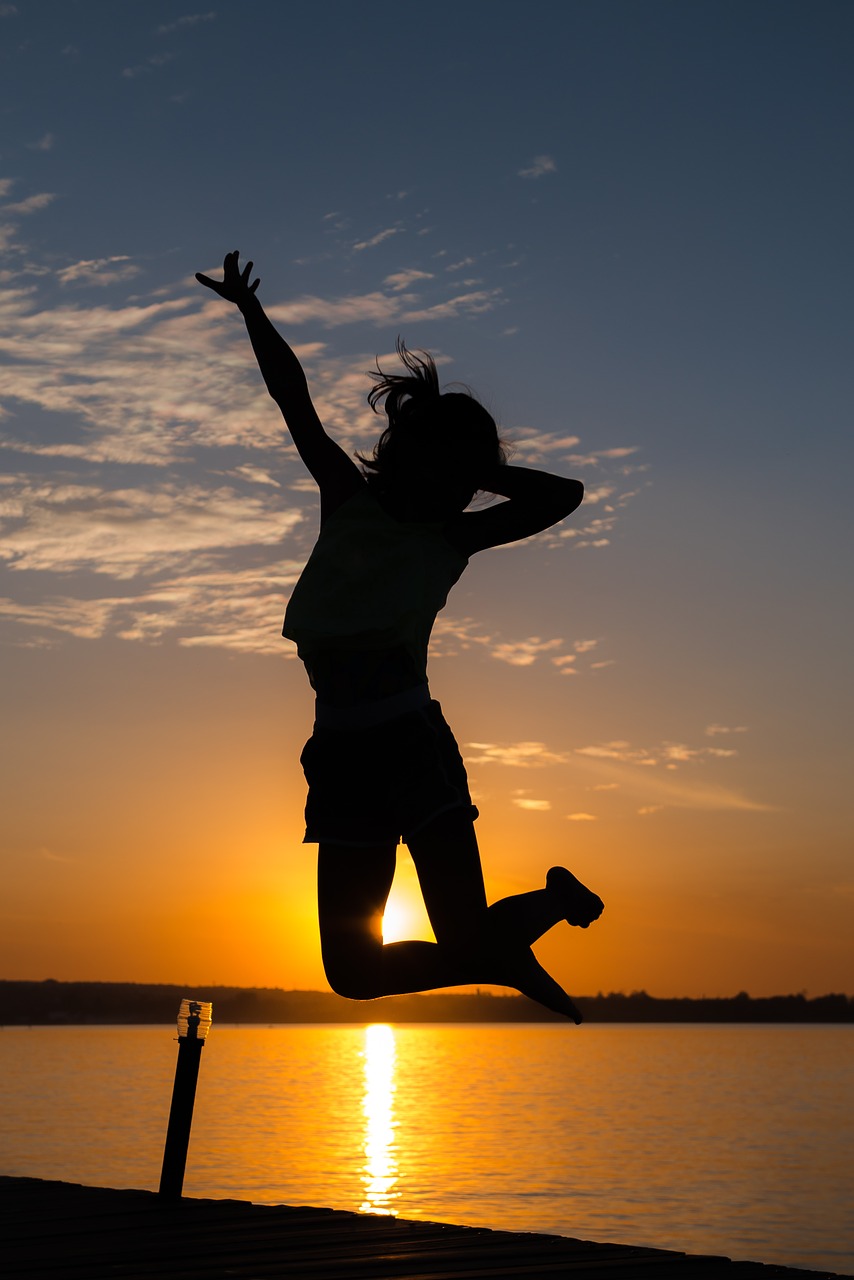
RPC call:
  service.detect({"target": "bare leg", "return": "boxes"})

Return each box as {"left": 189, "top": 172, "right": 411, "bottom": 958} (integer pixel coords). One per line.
{"left": 487, "top": 867, "right": 604, "bottom": 947}
{"left": 318, "top": 839, "right": 469, "bottom": 1000}
{"left": 406, "top": 808, "right": 601, "bottom": 946}
{"left": 317, "top": 815, "right": 583, "bottom": 1019}
{"left": 406, "top": 809, "right": 584, "bottom": 1021}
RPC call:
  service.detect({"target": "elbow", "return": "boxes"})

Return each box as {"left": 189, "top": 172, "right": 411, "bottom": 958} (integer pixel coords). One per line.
{"left": 322, "top": 951, "right": 386, "bottom": 1002}
{"left": 559, "top": 477, "right": 584, "bottom": 518}
{"left": 536, "top": 477, "right": 583, "bottom": 529}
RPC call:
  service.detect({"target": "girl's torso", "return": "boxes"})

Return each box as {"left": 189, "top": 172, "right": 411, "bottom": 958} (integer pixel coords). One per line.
{"left": 283, "top": 485, "right": 468, "bottom": 708}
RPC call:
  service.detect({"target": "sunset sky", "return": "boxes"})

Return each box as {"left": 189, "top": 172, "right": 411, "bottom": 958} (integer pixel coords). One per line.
{"left": 2, "top": 0, "right": 852, "bottom": 999}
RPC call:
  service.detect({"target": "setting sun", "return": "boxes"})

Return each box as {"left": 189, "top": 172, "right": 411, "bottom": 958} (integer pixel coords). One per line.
{"left": 381, "top": 889, "right": 435, "bottom": 946}
{"left": 381, "top": 901, "right": 413, "bottom": 945}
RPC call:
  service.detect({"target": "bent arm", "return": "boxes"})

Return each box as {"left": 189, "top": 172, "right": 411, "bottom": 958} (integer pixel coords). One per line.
{"left": 449, "top": 465, "right": 584, "bottom": 555}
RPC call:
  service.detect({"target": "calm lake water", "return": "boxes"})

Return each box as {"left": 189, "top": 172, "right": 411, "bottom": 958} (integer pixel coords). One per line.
{"left": 0, "top": 1023, "right": 851, "bottom": 1275}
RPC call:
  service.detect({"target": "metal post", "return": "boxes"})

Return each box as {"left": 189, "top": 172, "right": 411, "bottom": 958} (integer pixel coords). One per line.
{"left": 159, "top": 998, "right": 212, "bottom": 1198}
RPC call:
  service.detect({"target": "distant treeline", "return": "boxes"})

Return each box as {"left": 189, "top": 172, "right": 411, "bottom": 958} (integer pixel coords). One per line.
{"left": 1, "top": 981, "right": 852, "bottom": 1025}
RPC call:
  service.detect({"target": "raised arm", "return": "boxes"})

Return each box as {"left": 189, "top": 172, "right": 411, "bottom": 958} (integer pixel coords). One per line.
{"left": 196, "top": 252, "right": 361, "bottom": 512}
{"left": 448, "top": 464, "right": 584, "bottom": 556}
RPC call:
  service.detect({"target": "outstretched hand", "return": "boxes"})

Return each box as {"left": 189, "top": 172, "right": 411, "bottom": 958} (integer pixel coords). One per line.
{"left": 196, "top": 250, "right": 259, "bottom": 305}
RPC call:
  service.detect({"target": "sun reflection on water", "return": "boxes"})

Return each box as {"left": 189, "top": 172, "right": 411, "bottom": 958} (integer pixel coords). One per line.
{"left": 358, "top": 1023, "right": 400, "bottom": 1215}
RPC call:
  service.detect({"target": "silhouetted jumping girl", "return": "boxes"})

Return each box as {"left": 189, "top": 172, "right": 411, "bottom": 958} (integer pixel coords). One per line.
{"left": 197, "top": 252, "right": 603, "bottom": 1021}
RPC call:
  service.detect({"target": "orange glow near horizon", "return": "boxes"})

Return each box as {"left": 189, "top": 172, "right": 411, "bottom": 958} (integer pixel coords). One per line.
{"left": 2, "top": 642, "right": 850, "bottom": 998}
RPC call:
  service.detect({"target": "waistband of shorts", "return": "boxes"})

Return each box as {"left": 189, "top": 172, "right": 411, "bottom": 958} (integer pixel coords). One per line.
{"left": 313, "top": 683, "right": 431, "bottom": 730}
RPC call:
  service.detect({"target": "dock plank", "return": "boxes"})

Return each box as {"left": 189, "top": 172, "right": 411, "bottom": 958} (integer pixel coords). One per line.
{"left": 0, "top": 1177, "right": 848, "bottom": 1280}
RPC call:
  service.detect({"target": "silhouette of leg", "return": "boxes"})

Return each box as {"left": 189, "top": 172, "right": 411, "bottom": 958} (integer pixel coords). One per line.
{"left": 487, "top": 868, "right": 604, "bottom": 947}
{"left": 406, "top": 809, "right": 583, "bottom": 1021}
{"left": 317, "top": 820, "right": 582, "bottom": 1020}
{"left": 318, "top": 839, "right": 477, "bottom": 1000}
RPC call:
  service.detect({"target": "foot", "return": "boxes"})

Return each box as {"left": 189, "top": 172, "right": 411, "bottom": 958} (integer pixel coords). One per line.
{"left": 546, "top": 866, "right": 604, "bottom": 929}
{"left": 501, "top": 945, "right": 584, "bottom": 1024}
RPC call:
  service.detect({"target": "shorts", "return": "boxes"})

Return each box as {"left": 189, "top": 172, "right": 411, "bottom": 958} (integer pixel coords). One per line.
{"left": 299, "top": 699, "right": 478, "bottom": 846}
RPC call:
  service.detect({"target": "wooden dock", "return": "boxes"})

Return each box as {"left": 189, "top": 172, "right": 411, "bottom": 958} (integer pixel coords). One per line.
{"left": 1, "top": 1177, "right": 848, "bottom": 1279}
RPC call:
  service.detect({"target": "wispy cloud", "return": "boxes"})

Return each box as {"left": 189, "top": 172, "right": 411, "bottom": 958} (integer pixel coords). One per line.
{"left": 575, "top": 739, "right": 740, "bottom": 769}
{"left": 269, "top": 292, "right": 404, "bottom": 328}
{"left": 551, "top": 514, "right": 622, "bottom": 550}
{"left": 501, "top": 431, "right": 646, "bottom": 549}
{"left": 571, "top": 730, "right": 771, "bottom": 813}
{"left": 384, "top": 269, "right": 433, "bottom": 292}
{"left": 0, "top": 293, "right": 237, "bottom": 464}
{"left": 582, "top": 485, "right": 616, "bottom": 505}
{"left": 627, "top": 772, "right": 771, "bottom": 813}
{"left": 430, "top": 615, "right": 493, "bottom": 657}
{"left": 272, "top": 274, "right": 497, "bottom": 330}
{"left": 402, "top": 289, "right": 504, "bottom": 322}
{"left": 551, "top": 639, "right": 601, "bottom": 673}
{"left": 229, "top": 464, "right": 280, "bottom": 488}
{"left": 57, "top": 256, "right": 141, "bottom": 287}
{"left": 353, "top": 227, "right": 400, "bottom": 252}
{"left": 157, "top": 12, "right": 216, "bottom": 34}
{"left": 430, "top": 617, "right": 603, "bottom": 676}
{"left": 0, "top": 227, "right": 346, "bottom": 654}
{"left": 0, "top": 195, "right": 643, "bottom": 657}
{"left": 122, "top": 52, "right": 176, "bottom": 78}
{"left": 2, "top": 193, "right": 56, "bottom": 216}
{"left": 491, "top": 636, "right": 564, "bottom": 666}
{"left": 1, "top": 477, "right": 304, "bottom": 579}
{"left": 567, "top": 446, "right": 642, "bottom": 466}
{"left": 518, "top": 155, "right": 557, "bottom": 179}
{"left": 0, "top": 558, "right": 305, "bottom": 656}
{"left": 465, "top": 742, "right": 570, "bottom": 768}
{"left": 510, "top": 430, "right": 582, "bottom": 457}
{"left": 551, "top": 654, "right": 577, "bottom": 674}
{"left": 463, "top": 725, "right": 768, "bottom": 813}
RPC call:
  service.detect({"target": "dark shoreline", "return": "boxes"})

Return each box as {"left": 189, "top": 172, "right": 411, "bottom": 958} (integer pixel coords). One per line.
{"left": 1, "top": 979, "right": 851, "bottom": 1025}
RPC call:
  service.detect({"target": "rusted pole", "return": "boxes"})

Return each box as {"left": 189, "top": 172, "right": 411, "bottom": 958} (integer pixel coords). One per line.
{"left": 159, "top": 998, "right": 212, "bottom": 1198}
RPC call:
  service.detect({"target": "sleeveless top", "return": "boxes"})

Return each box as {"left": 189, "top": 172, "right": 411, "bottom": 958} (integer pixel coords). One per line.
{"left": 282, "top": 486, "right": 468, "bottom": 704}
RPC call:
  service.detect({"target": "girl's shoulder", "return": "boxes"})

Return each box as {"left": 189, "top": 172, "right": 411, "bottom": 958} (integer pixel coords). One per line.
{"left": 319, "top": 473, "right": 369, "bottom": 527}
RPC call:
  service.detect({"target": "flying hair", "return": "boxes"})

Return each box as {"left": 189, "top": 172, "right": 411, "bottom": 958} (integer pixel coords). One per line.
{"left": 367, "top": 338, "right": 441, "bottom": 422}
{"left": 360, "top": 339, "right": 508, "bottom": 485}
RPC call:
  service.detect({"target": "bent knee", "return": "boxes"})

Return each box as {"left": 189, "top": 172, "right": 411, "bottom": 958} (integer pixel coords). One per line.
{"left": 321, "top": 945, "right": 385, "bottom": 1002}
{"left": 323, "top": 966, "right": 385, "bottom": 1002}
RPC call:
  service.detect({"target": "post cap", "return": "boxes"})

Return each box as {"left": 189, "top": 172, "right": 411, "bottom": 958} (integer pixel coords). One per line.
{"left": 177, "top": 998, "right": 213, "bottom": 1040}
